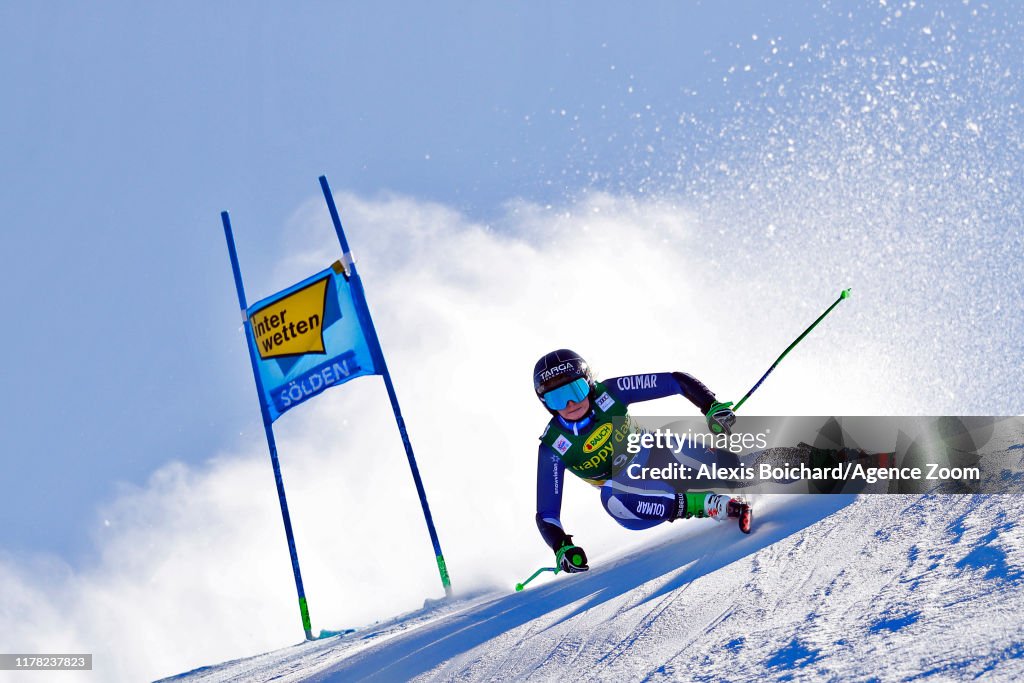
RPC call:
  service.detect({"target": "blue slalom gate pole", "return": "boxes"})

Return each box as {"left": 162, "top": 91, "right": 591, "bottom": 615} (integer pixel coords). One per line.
{"left": 221, "top": 211, "right": 316, "bottom": 640}
{"left": 318, "top": 175, "right": 453, "bottom": 597}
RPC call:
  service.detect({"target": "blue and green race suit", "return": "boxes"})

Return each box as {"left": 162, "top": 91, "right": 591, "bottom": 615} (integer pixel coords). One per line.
{"left": 535, "top": 371, "right": 719, "bottom": 551}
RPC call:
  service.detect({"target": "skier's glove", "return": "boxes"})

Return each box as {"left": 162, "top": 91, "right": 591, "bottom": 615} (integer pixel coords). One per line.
{"left": 556, "top": 539, "right": 589, "bottom": 574}
{"left": 705, "top": 401, "right": 736, "bottom": 435}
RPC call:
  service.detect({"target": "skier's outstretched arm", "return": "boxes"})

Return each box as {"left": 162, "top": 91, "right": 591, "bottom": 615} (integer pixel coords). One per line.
{"left": 535, "top": 444, "right": 569, "bottom": 551}
{"left": 536, "top": 444, "right": 590, "bottom": 572}
{"left": 605, "top": 371, "right": 735, "bottom": 434}
{"left": 604, "top": 371, "right": 716, "bottom": 411}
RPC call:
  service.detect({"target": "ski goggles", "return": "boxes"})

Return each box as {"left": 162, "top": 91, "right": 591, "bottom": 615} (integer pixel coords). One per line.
{"left": 542, "top": 377, "right": 591, "bottom": 410}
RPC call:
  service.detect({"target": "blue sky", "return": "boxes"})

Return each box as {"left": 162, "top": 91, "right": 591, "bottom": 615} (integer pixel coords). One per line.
{"left": 2, "top": 0, "right": 1022, "bottom": 588}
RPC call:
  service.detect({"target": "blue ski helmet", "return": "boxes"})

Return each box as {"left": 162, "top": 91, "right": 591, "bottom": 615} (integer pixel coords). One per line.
{"left": 533, "top": 349, "right": 594, "bottom": 409}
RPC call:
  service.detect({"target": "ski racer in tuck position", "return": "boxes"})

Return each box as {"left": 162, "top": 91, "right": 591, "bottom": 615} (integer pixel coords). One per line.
{"left": 534, "top": 349, "right": 752, "bottom": 575}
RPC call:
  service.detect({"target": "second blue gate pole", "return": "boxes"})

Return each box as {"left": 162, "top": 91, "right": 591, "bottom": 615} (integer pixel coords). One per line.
{"left": 318, "top": 176, "right": 453, "bottom": 597}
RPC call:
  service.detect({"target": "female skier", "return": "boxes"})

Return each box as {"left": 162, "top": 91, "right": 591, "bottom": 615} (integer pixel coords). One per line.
{"left": 533, "top": 349, "right": 752, "bottom": 574}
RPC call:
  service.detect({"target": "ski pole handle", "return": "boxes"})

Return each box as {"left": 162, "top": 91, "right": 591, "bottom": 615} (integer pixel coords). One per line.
{"left": 515, "top": 544, "right": 587, "bottom": 591}
{"left": 515, "top": 566, "right": 560, "bottom": 592}
{"left": 733, "top": 288, "right": 851, "bottom": 413}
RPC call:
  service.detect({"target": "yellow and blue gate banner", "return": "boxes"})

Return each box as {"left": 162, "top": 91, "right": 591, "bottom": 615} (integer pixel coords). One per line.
{"left": 247, "top": 261, "right": 379, "bottom": 422}
{"left": 221, "top": 177, "right": 452, "bottom": 642}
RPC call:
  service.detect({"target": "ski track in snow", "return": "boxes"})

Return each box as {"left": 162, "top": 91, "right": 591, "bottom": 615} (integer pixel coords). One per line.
{"left": 163, "top": 489, "right": 1024, "bottom": 682}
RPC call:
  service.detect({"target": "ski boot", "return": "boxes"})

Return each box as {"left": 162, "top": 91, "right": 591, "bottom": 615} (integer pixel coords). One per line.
{"left": 727, "top": 497, "right": 753, "bottom": 534}
{"left": 676, "top": 493, "right": 753, "bottom": 533}
{"left": 703, "top": 494, "right": 753, "bottom": 534}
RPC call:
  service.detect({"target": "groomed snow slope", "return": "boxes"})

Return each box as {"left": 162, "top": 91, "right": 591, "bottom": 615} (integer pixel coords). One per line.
{"left": 165, "top": 491, "right": 1024, "bottom": 682}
